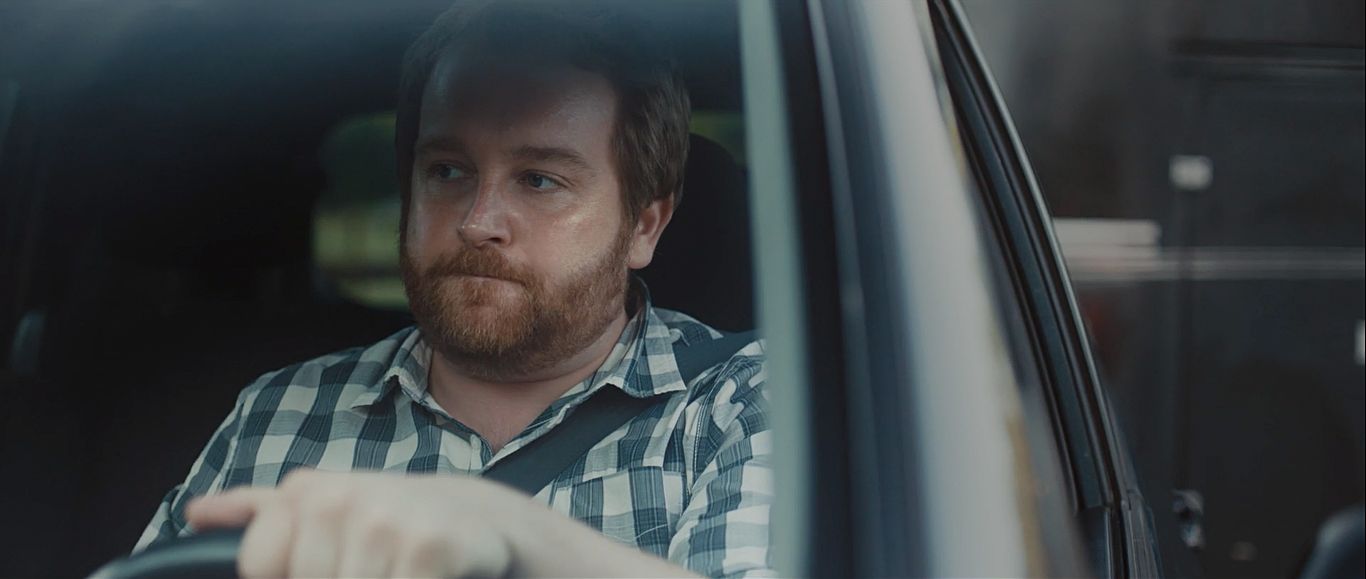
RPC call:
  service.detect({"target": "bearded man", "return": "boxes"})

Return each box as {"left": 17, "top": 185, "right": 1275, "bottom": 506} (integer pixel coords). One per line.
{"left": 133, "top": 2, "right": 772, "bottom": 577}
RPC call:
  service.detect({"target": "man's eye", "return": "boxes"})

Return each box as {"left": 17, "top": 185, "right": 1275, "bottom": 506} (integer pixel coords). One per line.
{"left": 429, "top": 163, "right": 467, "bottom": 181}
{"left": 523, "top": 172, "right": 561, "bottom": 191}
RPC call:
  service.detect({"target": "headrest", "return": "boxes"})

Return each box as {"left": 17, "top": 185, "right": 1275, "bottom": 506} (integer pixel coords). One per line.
{"left": 639, "top": 133, "right": 753, "bottom": 331}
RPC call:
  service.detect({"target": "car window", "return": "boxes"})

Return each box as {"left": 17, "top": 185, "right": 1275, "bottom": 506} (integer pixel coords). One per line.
{"left": 1, "top": 1, "right": 1183, "bottom": 577}
{"left": 0, "top": 2, "right": 760, "bottom": 575}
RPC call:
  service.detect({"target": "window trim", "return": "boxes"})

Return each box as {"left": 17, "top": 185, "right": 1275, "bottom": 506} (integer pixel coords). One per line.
{"left": 927, "top": 0, "right": 1119, "bottom": 502}
{"left": 923, "top": 1, "right": 1167, "bottom": 578}
{"left": 810, "top": 0, "right": 1059, "bottom": 576}
{"left": 739, "top": 1, "right": 851, "bottom": 576}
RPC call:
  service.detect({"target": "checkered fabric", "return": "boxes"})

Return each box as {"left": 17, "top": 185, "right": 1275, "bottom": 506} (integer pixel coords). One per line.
{"left": 133, "top": 295, "right": 773, "bottom": 578}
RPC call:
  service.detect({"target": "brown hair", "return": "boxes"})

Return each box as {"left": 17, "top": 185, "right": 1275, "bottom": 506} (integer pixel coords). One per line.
{"left": 394, "top": 0, "right": 691, "bottom": 223}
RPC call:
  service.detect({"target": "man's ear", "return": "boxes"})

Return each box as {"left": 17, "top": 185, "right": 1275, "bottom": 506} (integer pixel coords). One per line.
{"left": 626, "top": 195, "right": 676, "bottom": 270}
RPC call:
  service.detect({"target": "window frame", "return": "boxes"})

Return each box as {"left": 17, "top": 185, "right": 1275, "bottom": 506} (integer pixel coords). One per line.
{"left": 745, "top": 0, "right": 1092, "bottom": 576}
{"left": 922, "top": 1, "right": 1165, "bottom": 577}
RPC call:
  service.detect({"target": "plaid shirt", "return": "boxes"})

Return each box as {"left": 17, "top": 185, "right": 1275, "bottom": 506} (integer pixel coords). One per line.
{"left": 134, "top": 297, "right": 773, "bottom": 578}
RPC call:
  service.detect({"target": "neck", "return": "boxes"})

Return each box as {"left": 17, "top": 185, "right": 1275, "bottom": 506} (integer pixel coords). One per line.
{"left": 426, "top": 310, "right": 630, "bottom": 453}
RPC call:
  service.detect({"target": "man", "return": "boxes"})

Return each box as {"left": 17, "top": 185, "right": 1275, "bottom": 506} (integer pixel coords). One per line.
{"left": 133, "top": 1, "right": 772, "bottom": 577}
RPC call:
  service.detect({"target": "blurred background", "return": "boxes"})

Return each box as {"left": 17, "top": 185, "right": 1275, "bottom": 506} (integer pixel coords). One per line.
{"left": 962, "top": 1, "right": 1364, "bottom": 577}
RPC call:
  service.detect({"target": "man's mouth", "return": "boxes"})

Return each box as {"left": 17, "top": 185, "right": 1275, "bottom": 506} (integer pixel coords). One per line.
{"left": 455, "top": 273, "right": 519, "bottom": 285}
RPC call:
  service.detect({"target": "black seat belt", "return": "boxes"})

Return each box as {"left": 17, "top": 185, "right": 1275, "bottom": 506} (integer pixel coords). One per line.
{"left": 481, "top": 330, "right": 759, "bottom": 495}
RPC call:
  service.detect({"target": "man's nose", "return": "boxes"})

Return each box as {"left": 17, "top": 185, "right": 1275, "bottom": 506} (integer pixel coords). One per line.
{"left": 458, "top": 181, "right": 512, "bottom": 247}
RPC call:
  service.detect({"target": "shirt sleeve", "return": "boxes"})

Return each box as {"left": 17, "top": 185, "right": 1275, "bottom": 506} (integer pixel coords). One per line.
{"left": 668, "top": 348, "right": 776, "bottom": 578}
{"left": 132, "top": 391, "right": 246, "bottom": 552}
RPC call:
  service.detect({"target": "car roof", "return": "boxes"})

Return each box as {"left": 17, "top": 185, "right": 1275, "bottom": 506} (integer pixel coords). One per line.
{"left": 1, "top": 0, "right": 741, "bottom": 267}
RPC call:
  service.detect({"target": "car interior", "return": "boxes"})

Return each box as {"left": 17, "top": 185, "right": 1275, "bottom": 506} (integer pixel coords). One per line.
{"left": 0, "top": 1, "right": 751, "bottom": 575}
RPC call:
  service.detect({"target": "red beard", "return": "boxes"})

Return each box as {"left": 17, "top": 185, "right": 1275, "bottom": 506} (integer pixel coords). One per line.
{"left": 400, "top": 230, "right": 632, "bottom": 381}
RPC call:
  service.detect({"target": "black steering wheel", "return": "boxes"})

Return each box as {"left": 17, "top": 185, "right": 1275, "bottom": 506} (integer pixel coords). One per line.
{"left": 90, "top": 529, "right": 244, "bottom": 579}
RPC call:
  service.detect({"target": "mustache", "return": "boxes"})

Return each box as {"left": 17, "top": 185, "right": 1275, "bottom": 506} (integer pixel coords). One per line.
{"left": 423, "top": 247, "right": 531, "bottom": 286}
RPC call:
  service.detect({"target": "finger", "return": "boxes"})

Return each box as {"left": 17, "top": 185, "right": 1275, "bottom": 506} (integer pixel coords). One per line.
{"left": 237, "top": 497, "right": 296, "bottom": 579}
{"left": 287, "top": 491, "right": 349, "bottom": 578}
{"left": 336, "top": 508, "right": 397, "bottom": 578}
{"left": 185, "top": 488, "right": 280, "bottom": 532}
{"left": 390, "top": 529, "right": 451, "bottom": 579}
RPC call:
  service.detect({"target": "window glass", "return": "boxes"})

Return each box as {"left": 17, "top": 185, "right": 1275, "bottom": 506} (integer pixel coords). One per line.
{"left": 2, "top": 0, "right": 764, "bottom": 575}
{"left": 314, "top": 112, "right": 405, "bottom": 309}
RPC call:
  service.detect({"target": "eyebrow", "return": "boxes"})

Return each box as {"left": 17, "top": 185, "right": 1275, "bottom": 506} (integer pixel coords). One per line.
{"left": 509, "top": 145, "right": 594, "bottom": 174}
{"left": 413, "top": 138, "right": 595, "bottom": 175}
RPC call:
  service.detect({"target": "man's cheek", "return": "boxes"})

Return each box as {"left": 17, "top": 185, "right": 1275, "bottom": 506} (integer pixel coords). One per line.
{"left": 408, "top": 203, "right": 465, "bottom": 251}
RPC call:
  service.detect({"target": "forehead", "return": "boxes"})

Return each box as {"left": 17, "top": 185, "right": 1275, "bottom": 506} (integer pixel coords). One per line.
{"left": 417, "top": 55, "right": 620, "bottom": 148}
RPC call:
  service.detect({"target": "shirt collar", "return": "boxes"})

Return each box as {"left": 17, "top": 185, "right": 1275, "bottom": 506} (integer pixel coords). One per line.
{"left": 351, "top": 277, "right": 688, "bottom": 411}
{"left": 347, "top": 325, "right": 428, "bottom": 410}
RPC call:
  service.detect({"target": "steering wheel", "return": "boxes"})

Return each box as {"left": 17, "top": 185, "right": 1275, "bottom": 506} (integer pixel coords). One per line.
{"left": 89, "top": 529, "right": 244, "bottom": 579}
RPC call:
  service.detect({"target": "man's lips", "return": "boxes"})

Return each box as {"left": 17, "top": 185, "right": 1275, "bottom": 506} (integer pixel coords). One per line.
{"left": 451, "top": 273, "right": 519, "bottom": 285}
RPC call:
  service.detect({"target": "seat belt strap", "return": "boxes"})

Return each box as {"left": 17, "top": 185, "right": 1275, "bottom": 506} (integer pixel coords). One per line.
{"left": 481, "top": 330, "right": 759, "bottom": 495}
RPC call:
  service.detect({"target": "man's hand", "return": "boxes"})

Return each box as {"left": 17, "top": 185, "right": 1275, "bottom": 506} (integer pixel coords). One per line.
{"left": 187, "top": 470, "right": 520, "bottom": 577}
{"left": 186, "top": 469, "right": 700, "bottom": 578}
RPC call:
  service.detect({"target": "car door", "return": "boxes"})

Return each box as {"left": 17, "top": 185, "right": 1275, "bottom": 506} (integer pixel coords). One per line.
{"left": 743, "top": 0, "right": 1185, "bottom": 576}
{"left": 742, "top": 0, "right": 1098, "bottom": 576}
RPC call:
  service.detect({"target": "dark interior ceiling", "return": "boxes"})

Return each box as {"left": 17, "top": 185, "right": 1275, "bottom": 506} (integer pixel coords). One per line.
{"left": 0, "top": 0, "right": 742, "bottom": 106}
{"left": 0, "top": 0, "right": 742, "bottom": 268}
